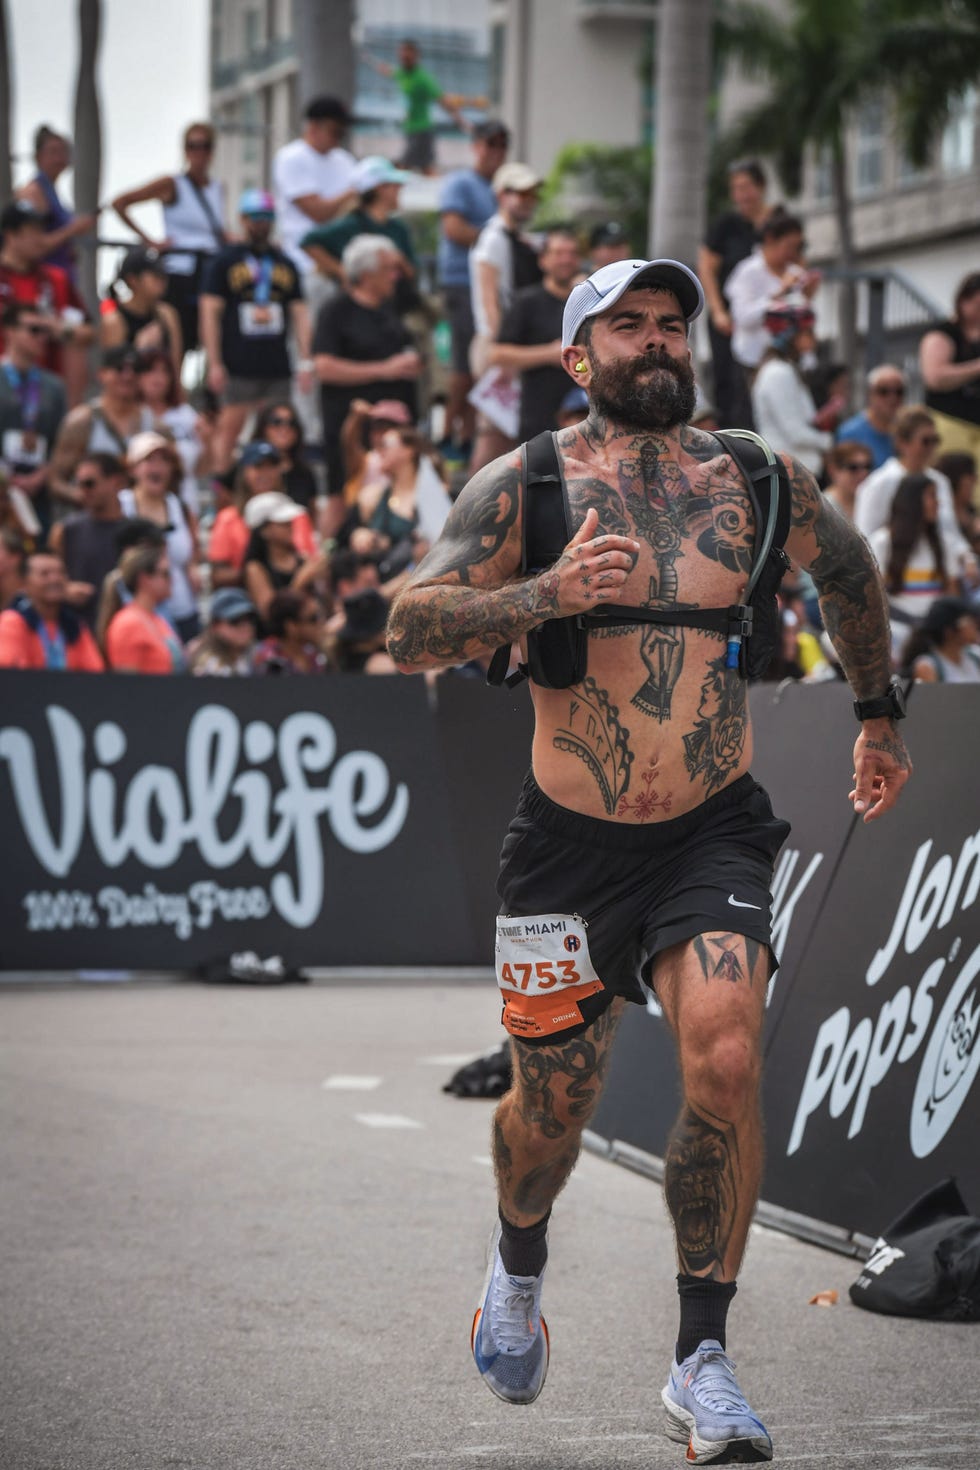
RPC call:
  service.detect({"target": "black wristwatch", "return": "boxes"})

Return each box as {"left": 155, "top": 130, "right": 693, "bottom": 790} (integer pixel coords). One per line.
{"left": 853, "top": 678, "right": 907, "bottom": 723}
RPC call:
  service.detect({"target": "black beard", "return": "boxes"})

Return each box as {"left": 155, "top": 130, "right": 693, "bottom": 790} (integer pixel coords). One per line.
{"left": 589, "top": 349, "right": 697, "bottom": 431}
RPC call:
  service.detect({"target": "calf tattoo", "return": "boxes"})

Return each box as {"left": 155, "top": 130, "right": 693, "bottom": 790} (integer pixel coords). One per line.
{"left": 664, "top": 1106, "right": 739, "bottom": 1277}
{"left": 505, "top": 1012, "right": 618, "bottom": 1217}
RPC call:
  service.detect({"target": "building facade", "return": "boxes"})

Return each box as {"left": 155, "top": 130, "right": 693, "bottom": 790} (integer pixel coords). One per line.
{"left": 208, "top": 0, "right": 490, "bottom": 210}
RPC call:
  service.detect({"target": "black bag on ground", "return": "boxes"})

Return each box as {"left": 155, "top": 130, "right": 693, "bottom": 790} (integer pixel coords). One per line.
{"left": 442, "top": 1042, "right": 513, "bottom": 1098}
{"left": 849, "top": 1177, "right": 980, "bottom": 1321}
{"left": 198, "top": 951, "right": 308, "bottom": 985}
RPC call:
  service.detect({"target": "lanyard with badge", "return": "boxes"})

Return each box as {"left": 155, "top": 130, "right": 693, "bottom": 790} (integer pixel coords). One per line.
{"left": 2, "top": 363, "right": 47, "bottom": 470}
{"left": 239, "top": 253, "right": 283, "bottom": 337}
{"left": 37, "top": 618, "right": 66, "bottom": 670}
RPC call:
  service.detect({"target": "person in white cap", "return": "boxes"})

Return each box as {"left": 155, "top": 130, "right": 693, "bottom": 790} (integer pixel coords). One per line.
{"left": 387, "top": 257, "right": 911, "bottom": 1463}
{"left": 468, "top": 161, "right": 544, "bottom": 473}
{"left": 298, "top": 156, "right": 418, "bottom": 311}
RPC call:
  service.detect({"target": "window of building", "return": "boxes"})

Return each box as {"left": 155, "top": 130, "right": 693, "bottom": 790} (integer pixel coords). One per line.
{"left": 244, "top": 8, "right": 261, "bottom": 57}
{"left": 854, "top": 97, "right": 886, "bottom": 197}
{"left": 942, "top": 87, "right": 977, "bottom": 175}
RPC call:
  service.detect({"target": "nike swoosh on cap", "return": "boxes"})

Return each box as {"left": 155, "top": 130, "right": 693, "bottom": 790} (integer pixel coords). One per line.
{"left": 727, "top": 894, "right": 762, "bottom": 909}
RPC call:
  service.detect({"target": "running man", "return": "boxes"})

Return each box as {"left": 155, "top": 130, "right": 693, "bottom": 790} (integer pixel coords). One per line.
{"left": 387, "top": 258, "right": 912, "bottom": 1464}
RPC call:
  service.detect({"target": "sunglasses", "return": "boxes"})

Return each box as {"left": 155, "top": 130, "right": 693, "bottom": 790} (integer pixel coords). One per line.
{"left": 843, "top": 461, "right": 872, "bottom": 472}
{"left": 267, "top": 416, "right": 298, "bottom": 428}
{"left": 873, "top": 385, "right": 904, "bottom": 396}
{"left": 75, "top": 477, "right": 100, "bottom": 490}
{"left": 186, "top": 139, "right": 213, "bottom": 151}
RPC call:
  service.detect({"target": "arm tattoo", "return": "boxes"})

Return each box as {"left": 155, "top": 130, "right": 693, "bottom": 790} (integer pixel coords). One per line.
{"left": 664, "top": 1106, "right": 738, "bottom": 1278}
{"left": 786, "top": 459, "right": 893, "bottom": 697}
{"left": 553, "top": 675, "right": 634, "bottom": 813}
{"left": 386, "top": 458, "right": 532, "bottom": 667}
{"left": 865, "top": 735, "right": 912, "bottom": 770}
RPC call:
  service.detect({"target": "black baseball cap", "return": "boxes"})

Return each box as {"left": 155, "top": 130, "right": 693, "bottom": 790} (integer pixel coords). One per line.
{"left": 473, "top": 118, "right": 510, "bottom": 144}
{"left": 101, "top": 345, "right": 142, "bottom": 372}
{"left": 590, "top": 221, "right": 628, "bottom": 249}
{"left": 118, "top": 245, "right": 167, "bottom": 280}
{"left": 305, "top": 95, "right": 351, "bottom": 125}
{"left": 0, "top": 200, "right": 46, "bottom": 233}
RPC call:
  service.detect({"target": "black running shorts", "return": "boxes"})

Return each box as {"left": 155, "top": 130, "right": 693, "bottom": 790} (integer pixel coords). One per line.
{"left": 494, "top": 771, "right": 791, "bottom": 1043}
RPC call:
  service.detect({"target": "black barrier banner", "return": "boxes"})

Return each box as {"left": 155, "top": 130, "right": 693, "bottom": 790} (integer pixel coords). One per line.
{"left": 590, "top": 681, "right": 859, "bottom": 1159}
{"left": 763, "top": 684, "right": 980, "bottom": 1232}
{"left": 0, "top": 671, "right": 473, "bottom": 969}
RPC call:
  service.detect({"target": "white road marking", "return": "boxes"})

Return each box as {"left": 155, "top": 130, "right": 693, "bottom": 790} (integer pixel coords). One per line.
{"left": 354, "top": 1113, "right": 423, "bottom": 1129}
{"left": 417, "top": 1053, "right": 483, "bottom": 1067}
{"left": 321, "top": 1075, "right": 382, "bottom": 1090}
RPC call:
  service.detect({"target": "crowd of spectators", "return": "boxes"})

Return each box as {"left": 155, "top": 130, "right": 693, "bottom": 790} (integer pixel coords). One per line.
{"left": 0, "top": 68, "right": 978, "bottom": 688}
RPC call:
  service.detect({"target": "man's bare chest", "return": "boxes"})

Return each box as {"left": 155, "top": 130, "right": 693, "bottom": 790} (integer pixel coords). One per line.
{"left": 561, "top": 447, "right": 757, "bottom": 605}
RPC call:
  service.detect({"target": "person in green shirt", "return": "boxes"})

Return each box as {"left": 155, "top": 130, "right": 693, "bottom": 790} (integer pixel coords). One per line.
{"left": 363, "top": 38, "right": 486, "bottom": 175}
{"left": 299, "top": 157, "right": 419, "bottom": 318}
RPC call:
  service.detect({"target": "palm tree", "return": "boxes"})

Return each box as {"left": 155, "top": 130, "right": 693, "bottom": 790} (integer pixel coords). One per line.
{"left": 0, "top": 0, "right": 12, "bottom": 201}
{"left": 716, "top": 0, "right": 980, "bottom": 371}
{"left": 649, "top": 0, "right": 714, "bottom": 266}
{"left": 72, "top": 0, "right": 102, "bottom": 313}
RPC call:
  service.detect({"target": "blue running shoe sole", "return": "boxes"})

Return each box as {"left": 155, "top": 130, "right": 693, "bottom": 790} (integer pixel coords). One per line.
{"left": 470, "top": 1228, "right": 549, "bottom": 1405}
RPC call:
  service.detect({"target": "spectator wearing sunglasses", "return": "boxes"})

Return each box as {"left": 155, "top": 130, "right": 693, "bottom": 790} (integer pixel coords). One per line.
{"left": 251, "top": 402, "right": 318, "bottom": 512}
{"left": 49, "top": 346, "right": 155, "bottom": 511}
{"left": 855, "top": 405, "right": 977, "bottom": 588}
{"left": 252, "top": 588, "right": 330, "bottom": 675}
{"left": 111, "top": 122, "right": 227, "bottom": 355}
{"left": 199, "top": 189, "right": 312, "bottom": 473}
{"left": 0, "top": 201, "right": 93, "bottom": 408}
{"left": 0, "top": 299, "right": 68, "bottom": 536}
{"left": 207, "top": 441, "right": 316, "bottom": 589}
{"left": 105, "top": 545, "right": 186, "bottom": 673}
{"left": 836, "top": 365, "right": 907, "bottom": 470}
{"left": 101, "top": 247, "right": 183, "bottom": 386}
{"left": 823, "top": 441, "right": 872, "bottom": 521}
{"left": 47, "top": 451, "right": 127, "bottom": 626}
{"left": 186, "top": 587, "right": 258, "bottom": 676}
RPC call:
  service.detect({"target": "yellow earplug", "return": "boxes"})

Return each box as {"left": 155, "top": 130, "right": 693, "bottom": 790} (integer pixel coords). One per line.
{"left": 575, "top": 361, "right": 587, "bottom": 373}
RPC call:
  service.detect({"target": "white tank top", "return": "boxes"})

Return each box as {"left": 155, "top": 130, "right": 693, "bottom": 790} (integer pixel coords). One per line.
{"left": 87, "top": 405, "right": 155, "bottom": 457}
{"left": 118, "top": 486, "right": 197, "bottom": 621}
{"left": 163, "top": 174, "right": 226, "bottom": 276}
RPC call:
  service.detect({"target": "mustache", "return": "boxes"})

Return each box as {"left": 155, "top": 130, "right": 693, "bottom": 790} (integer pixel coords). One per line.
{"left": 632, "top": 349, "right": 684, "bottom": 374}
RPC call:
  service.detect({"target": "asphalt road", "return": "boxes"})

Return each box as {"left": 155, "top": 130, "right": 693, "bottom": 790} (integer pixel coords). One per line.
{"left": 2, "top": 977, "right": 978, "bottom": 1470}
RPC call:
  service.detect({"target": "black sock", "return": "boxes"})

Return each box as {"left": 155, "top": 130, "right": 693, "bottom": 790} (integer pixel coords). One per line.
{"left": 676, "top": 1274, "right": 737, "bottom": 1362}
{"left": 498, "top": 1206, "right": 550, "bottom": 1277}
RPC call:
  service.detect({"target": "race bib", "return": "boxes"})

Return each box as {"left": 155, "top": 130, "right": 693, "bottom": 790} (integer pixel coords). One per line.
{"left": 239, "top": 302, "right": 284, "bottom": 337}
{"left": 2, "top": 429, "right": 47, "bottom": 470}
{"left": 495, "top": 912, "right": 604, "bottom": 1039}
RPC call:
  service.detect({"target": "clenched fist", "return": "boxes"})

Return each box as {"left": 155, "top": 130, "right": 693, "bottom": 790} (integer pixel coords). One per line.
{"left": 534, "top": 507, "right": 640, "bottom": 618}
